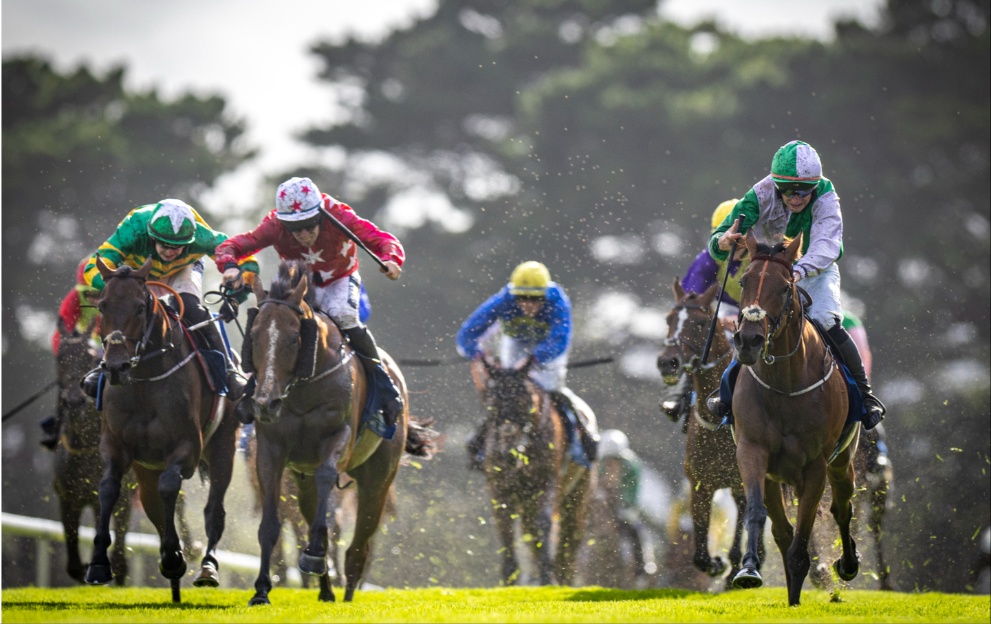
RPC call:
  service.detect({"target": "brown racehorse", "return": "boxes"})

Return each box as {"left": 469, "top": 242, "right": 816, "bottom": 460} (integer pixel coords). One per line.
{"left": 243, "top": 260, "right": 436, "bottom": 605}
{"left": 84, "top": 257, "right": 240, "bottom": 603}
{"left": 478, "top": 358, "right": 593, "bottom": 586}
{"left": 53, "top": 317, "right": 132, "bottom": 584}
{"left": 731, "top": 231, "right": 860, "bottom": 606}
{"left": 656, "top": 277, "right": 753, "bottom": 588}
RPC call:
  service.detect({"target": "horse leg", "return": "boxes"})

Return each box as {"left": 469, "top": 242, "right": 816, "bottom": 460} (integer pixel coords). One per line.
{"left": 491, "top": 496, "right": 520, "bottom": 585}
{"left": 690, "top": 480, "right": 727, "bottom": 577}
{"left": 784, "top": 461, "right": 827, "bottom": 606}
{"left": 84, "top": 448, "right": 129, "bottom": 585}
{"left": 868, "top": 470, "right": 892, "bottom": 589}
{"left": 59, "top": 492, "right": 86, "bottom": 583}
{"left": 523, "top": 495, "right": 556, "bottom": 585}
{"left": 827, "top": 459, "right": 860, "bottom": 583}
{"left": 732, "top": 441, "right": 768, "bottom": 589}
{"left": 195, "top": 430, "right": 237, "bottom": 588}
{"left": 299, "top": 462, "right": 338, "bottom": 602}
{"left": 156, "top": 462, "right": 187, "bottom": 584}
{"left": 343, "top": 467, "right": 397, "bottom": 602}
{"left": 110, "top": 483, "right": 133, "bottom": 586}
{"left": 250, "top": 447, "right": 285, "bottom": 607}
{"left": 725, "top": 486, "right": 749, "bottom": 589}
{"left": 554, "top": 471, "right": 591, "bottom": 586}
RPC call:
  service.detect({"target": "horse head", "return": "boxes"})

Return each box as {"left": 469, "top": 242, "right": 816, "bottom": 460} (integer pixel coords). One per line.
{"left": 248, "top": 261, "right": 342, "bottom": 424}
{"left": 733, "top": 231, "right": 803, "bottom": 366}
{"left": 657, "top": 277, "right": 721, "bottom": 385}
{"left": 481, "top": 357, "right": 542, "bottom": 458}
{"left": 56, "top": 316, "right": 100, "bottom": 410}
{"left": 96, "top": 256, "right": 157, "bottom": 385}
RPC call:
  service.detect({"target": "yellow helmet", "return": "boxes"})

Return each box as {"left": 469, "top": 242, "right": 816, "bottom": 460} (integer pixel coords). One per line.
{"left": 509, "top": 261, "right": 551, "bottom": 297}
{"left": 711, "top": 199, "right": 739, "bottom": 232}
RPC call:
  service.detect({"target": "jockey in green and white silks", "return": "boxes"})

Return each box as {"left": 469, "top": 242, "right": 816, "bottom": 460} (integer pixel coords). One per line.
{"left": 81, "top": 199, "right": 259, "bottom": 400}
{"left": 707, "top": 140, "right": 886, "bottom": 430}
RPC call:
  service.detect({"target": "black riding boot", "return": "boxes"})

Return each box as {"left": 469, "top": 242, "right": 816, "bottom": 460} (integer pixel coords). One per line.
{"left": 343, "top": 325, "right": 403, "bottom": 427}
{"left": 827, "top": 323, "right": 886, "bottom": 430}
{"left": 466, "top": 417, "right": 488, "bottom": 471}
{"left": 181, "top": 294, "right": 246, "bottom": 401}
{"left": 80, "top": 367, "right": 104, "bottom": 400}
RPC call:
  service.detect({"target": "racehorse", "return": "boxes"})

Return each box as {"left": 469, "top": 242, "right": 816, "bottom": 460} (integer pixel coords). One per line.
{"left": 656, "top": 277, "right": 753, "bottom": 588}
{"left": 243, "top": 260, "right": 436, "bottom": 605}
{"left": 84, "top": 257, "right": 240, "bottom": 603}
{"left": 53, "top": 317, "right": 132, "bottom": 584}
{"left": 731, "top": 231, "right": 860, "bottom": 606}
{"left": 478, "top": 358, "right": 594, "bottom": 585}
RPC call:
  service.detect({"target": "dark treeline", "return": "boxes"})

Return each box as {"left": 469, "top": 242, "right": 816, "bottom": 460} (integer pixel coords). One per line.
{"left": 3, "top": 0, "right": 988, "bottom": 592}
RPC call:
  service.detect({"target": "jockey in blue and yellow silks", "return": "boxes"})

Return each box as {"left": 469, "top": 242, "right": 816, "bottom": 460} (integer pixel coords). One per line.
{"left": 81, "top": 199, "right": 259, "bottom": 401}
{"left": 457, "top": 261, "right": 597, "bottom": 469}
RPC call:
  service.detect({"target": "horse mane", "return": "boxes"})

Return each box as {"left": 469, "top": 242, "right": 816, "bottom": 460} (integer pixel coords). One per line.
{"left": 268, "top": 260, "right": 316, "bottom": 307}
{"left": 755, "top": 235, "right": 804, "bottom": 260}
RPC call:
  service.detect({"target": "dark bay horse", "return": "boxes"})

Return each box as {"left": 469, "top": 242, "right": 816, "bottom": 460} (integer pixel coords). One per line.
{"left": 244, "top": 260, "right": 436, "bottom": 605}
{"left": 478, "top": 358, "right": 594, "bottom": 585}
{"left": 731, "top": 231, "right": 859, "bottom": 606}
{"left": 84, "top": 257, "right": 239, "bottom": 603}
{"left": 53, "top": 317, "right": 132, "bottom": 584}
{"left": 656, "top": 277, "right": 752, "bottom": 588}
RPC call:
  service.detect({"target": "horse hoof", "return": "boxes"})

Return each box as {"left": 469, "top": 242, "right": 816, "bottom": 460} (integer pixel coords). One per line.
{"left": 298, "top": 553, "right": 328, "bottom": 576}
{"left": 834, "top": 558, "right": 859, "bottom": 582}
{"left": 84, "top": 564, "right": 113, "bottom": 585}
{"left": 159, "top": 557, "right": 187, "bottom": 580}
{"left": 193, "top": 562, "right": 219, "bottom": 587}
{"left": 708, "top": 556, "right": 729, "bottom": 577}
{"left": 732, "top": 567, "right": 763, "bottom": 589}
{"left": 249, "top": 594, "right": 270, "bottom": 606}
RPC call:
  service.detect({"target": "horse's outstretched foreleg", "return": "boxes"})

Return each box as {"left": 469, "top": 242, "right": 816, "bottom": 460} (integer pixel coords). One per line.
{"left": 690, "top": 480, "right": 728, "bottom": 578}
{"left": 250, "top": 458, "right": 285, "bottom": 607}
{"left": 157, "top": 463, "right": 187, "bottom": 581}
{"left": 299, "top": 461, "right": 337, "bottom": 602}
{"left": 59, "top": 492, "right": 86, "bottom": 583}
{"left": 195, "top": 428, "right": 237, "bottom": 588}
{"left": 828, "top": 460, "right": 860, "bottom": 584}
{"left": 521, "top": 494, "right": 555, "bottom": 586}
{"left": 725, "top": 486, "right": 748, "bottom": 589}
{"left": 764, "top": 480, "right": 795, "bottom": 589}
{"left": 110, "top": 484, "right": 132, "bottom": 586}
{"left": 84, "top": 450, "right": 129, "bottom": 585}
{"left": 732, "top": 441, "right": 768, "bottom": 590}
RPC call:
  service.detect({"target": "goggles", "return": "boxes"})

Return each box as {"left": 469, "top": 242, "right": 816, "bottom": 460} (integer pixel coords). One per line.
{"left": 776, "top": 184, "right": 817, "bottom": 199}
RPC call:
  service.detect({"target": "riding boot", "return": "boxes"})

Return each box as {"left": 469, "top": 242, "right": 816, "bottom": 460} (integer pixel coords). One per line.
{"left": 466, "top": 417, "right": 488, "bottom": 471}
{"left": 182, "top": 294, "right": 246, "bottom": 401}
{"left": 661, "top": 375, "right": 693, "bottom": 424}
{"left": 550, "top": 391, "right": 594, "bottom": 467}
{"left": 705, "top": 360, "right": 740, "bottom": 423}
{"left": 827, "top": 323, "right": 886, "bottom": 430}
{"left": 39, "top": 415, "right": 60, "bottom": 450}
{"left": 343, "top": 325, "right": 404, "bottom": 427}
{"left": 233, "top": 375, "right": 256, "bottom": 425}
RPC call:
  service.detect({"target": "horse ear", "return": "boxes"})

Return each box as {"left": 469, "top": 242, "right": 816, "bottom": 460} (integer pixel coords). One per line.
{"left": 700, "top": 281, "right": 721, "bottom": 308}
{"left": 290, "top": 271, "right": 308, "bottom": 307}
{"left": 785, "top": 232, "right": 803, "bottom": 262}
{"left": 745, "top": 230, "right": 759, "bottom": 258}
{"left": 252, "top": 272, "right": 268, "bottom": 302}
{"left": 673, "top": 277, "right": 685, "bottom": 301}
{"left": 57, "top": 316, "right": 72, "bottom": 337}
{"left": 95, "top": 255, "right": 113, "bottom": 280}
{"left": 135, "top": 257, "right": 154, "bottom": 279}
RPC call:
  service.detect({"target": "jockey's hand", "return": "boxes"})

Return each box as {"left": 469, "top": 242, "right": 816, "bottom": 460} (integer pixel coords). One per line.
{"left": 218, "top": 298, "right": 239, "bottom": 323}
{"left": 512, "top": 355, "right": 535, "bottom": 371}
{"left": 718, "top": 216, "right": 744, "bottom": 253}
{"left": 222, "top": 267, "right": 243, "bottom": 290}
{"left": 380, "top": 260, "right": 402, "bottom": 281}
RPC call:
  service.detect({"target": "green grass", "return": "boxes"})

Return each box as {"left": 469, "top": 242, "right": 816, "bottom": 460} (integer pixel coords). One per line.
{"left": 1, "top": 585, "right": 988, "bottom": 623}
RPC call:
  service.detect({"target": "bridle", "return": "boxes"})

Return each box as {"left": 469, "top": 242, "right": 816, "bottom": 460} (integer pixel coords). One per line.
{"left": 99, "top": 273, "right": 184, "bottom": 376}
{"left": 663, "top": 301, "right": 732, "bottom": 375}
{"left": 255, "top": 298, "right": 352, "bottom": 401}
{"left": 738, "top": 253, "right": 835, "bottom": 396}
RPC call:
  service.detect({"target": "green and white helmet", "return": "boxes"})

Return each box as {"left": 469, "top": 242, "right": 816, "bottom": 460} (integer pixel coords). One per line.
{"left": 147, "top": 199, "right": 197, "bottom": 245}
{"left": 771, "top": 140, "right": 822, "bottom": 186}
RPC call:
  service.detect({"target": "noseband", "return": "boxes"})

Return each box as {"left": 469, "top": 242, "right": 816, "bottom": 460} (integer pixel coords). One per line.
{"left": 737, "top": 254, "right": 806, "bottom": 365}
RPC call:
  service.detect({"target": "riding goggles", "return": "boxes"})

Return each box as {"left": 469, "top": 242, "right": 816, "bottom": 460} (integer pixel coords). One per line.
{"left": 776, "top": 183, "right": 817, "bottom": 199}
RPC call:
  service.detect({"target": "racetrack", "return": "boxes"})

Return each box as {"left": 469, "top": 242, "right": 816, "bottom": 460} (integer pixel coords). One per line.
{"left": 1, "top": 585, "right": 986, "bottom": 623}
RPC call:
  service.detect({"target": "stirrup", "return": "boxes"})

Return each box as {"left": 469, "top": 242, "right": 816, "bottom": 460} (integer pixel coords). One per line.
{"left": 705, "top": 397, "right": 725, "bottom": 416}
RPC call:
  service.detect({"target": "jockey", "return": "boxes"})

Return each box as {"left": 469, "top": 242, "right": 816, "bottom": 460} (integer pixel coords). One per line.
{"left": 81, "top": 199, "right": 258, "bottom": 402}
{"left": 598, "top": 429, "right": 655, "bottom": 586}
{"left": 705, "top": 140, "right": 886, "bottom": 430}
{"left": 456, "top": 260, "right": 598, "bottom": 470}
{"left": 40, "top": 258, "right": 104, "bottom": 449}
{"left": 661, "top": 199, "right": 747, "bottom": 422}
{"left": 216, "top": 176, "right": 405, "bottom": 428}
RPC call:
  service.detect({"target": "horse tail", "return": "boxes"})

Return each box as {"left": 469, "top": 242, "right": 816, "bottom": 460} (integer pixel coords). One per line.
{"left": 404, "top": 415, "right": 440, "bottom": 459}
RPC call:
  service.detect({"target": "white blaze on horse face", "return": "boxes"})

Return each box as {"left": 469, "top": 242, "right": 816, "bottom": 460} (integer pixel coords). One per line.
{"left": 741, "top": 305, "right": 767, "bottom": 323}
{"left": 260, "top": 323, "right": 280, "bottom": 397}
{"left": 673, "top": 308, "right": 689, "bottom": 342}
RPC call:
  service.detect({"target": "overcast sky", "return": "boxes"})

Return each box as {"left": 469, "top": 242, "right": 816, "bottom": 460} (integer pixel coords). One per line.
{"left": 3, "top": 0, "right": 883, "bottom": 214}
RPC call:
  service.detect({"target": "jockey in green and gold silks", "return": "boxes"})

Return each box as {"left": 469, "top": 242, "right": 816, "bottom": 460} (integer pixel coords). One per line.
{"left": 80, "top": 199, "right": 258, "bottom": 402}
